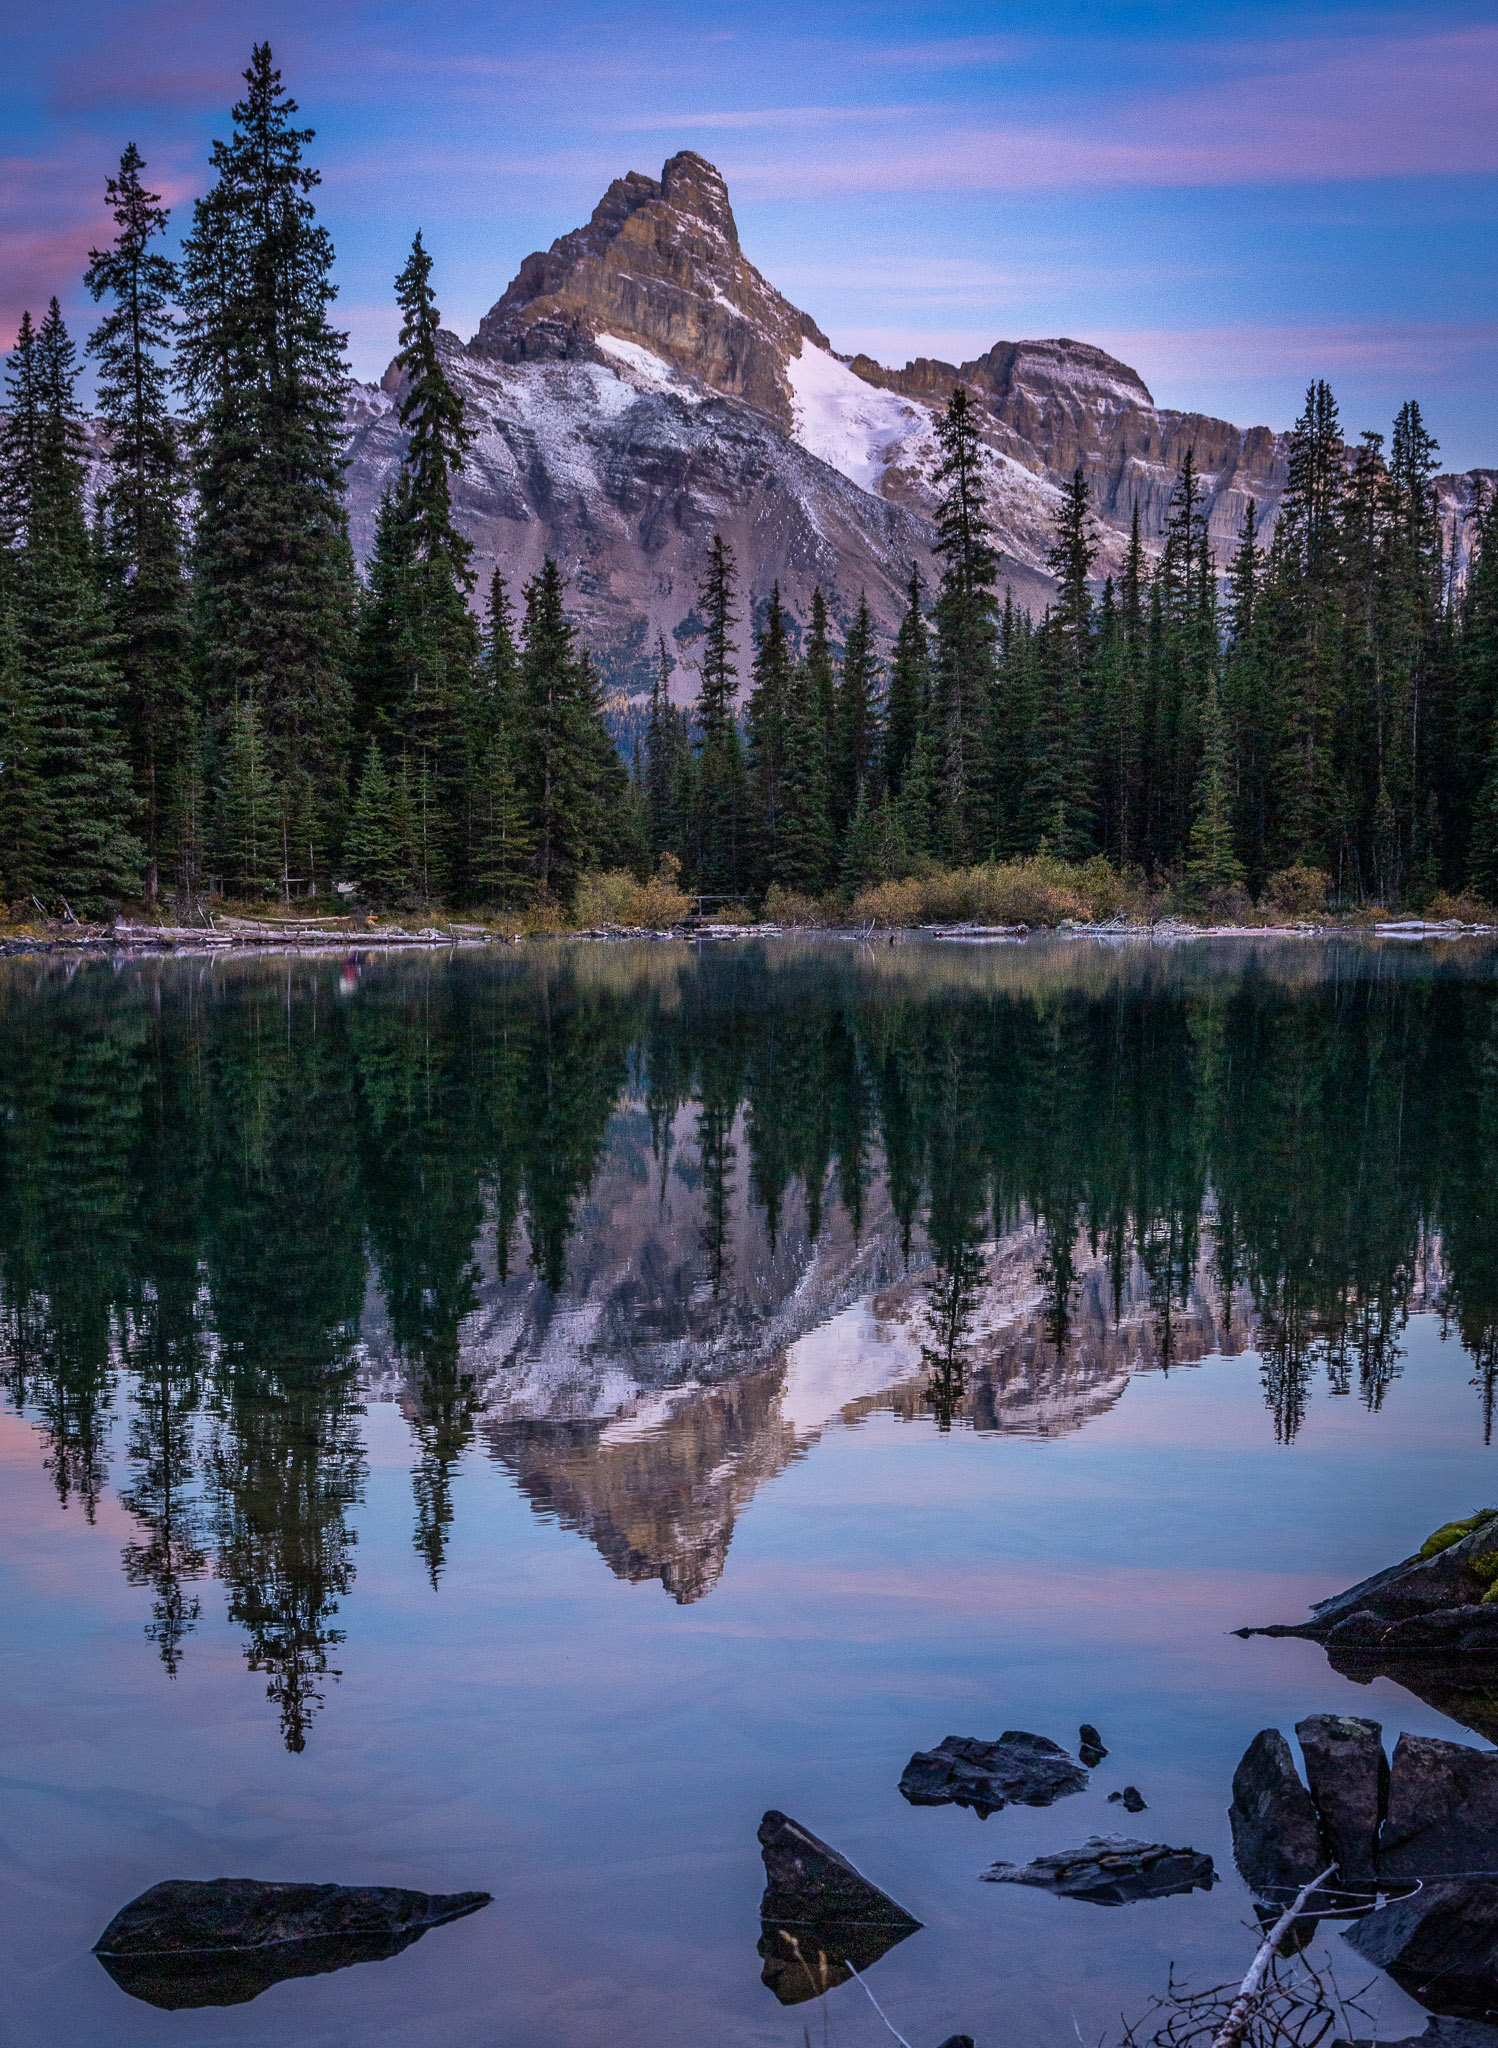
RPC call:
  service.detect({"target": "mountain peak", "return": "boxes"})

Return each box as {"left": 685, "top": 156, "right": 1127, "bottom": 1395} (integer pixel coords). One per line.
{"left": 469, "top": 151, "right": 826, "bottom": 423}
{"left": 658, "top": 150, "right": 739, "bottom": 246}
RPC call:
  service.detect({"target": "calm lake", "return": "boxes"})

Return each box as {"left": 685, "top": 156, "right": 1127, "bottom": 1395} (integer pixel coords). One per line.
{"left": 5, "top": 934, "right": 1498, "bottom": 2048}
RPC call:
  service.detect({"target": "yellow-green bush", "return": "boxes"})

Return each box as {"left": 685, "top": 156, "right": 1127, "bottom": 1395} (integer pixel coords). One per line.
{"left": 1425, "top": 890, "right": 1496, "bottom": 924}
{"left": 1262, "top": 866, "right": 1329, "bottom": 918}
{"left": 851, "top": 856, "right": 1138, "bottom": 929}
{"left": 572, "top": 861, "right": 691, "bottom": 930}
{"left": 763, "top": 884, "right": 821, "bottom": 927}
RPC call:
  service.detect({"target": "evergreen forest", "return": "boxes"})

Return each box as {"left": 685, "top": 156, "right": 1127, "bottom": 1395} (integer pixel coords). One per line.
{"left": 5, "top": 45, "right": 1498, "bottom": 918}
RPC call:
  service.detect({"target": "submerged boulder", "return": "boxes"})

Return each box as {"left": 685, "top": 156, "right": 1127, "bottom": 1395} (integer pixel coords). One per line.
{"left": 980, "top": 1835, "right": 1214, "bottom": 1906}
{"left": 92, "top": 1879, "right": 491, "bottom": 2010}
{"left": 899, "top": 1732, "right": 1087, "bottom": 1817}
{"left": 1229, "top": 1729, "right": 1328, "bottom": 1900}
{"left": 1342, "top": 1880, "right": 1498, "bottom": 2019}
{"left": 757, "top": 1811, "right": 921, "bottom": 2007}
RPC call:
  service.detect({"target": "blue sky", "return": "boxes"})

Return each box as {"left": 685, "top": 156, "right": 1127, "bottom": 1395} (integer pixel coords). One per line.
{"left": 5, "top": 0, "right": 1497, "bottom": 466}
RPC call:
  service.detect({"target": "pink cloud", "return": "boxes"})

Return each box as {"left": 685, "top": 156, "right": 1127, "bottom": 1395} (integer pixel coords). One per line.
{"left": 0, "top": 144, "right": 199, "bottom": 350}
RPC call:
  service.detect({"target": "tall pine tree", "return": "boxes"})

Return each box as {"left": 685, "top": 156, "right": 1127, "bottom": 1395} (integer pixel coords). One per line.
{"left": 351, "top": 230, "right": 480, "bottom": 900}
{"left": 0, "top": 302, "right": 141, "bottom": 912}
{"left": 178, "top": 44, "right": 356, "bottom": 880}
{"left": 930, "top": 386, "right": 999, "bottom": 858}
{"left": 689, "top": 535, "right": 747, "bottom": 896}
{"left": 84, "top": 143, "right": 188, "bottom": 902}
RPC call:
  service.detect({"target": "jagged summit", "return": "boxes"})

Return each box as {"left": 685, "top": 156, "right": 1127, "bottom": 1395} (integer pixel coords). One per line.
{"left": 471, "top": 149, "right": 829, "bottom": 424}
{"left": 345, "top": 150, "right": 1485, "bottom": 693}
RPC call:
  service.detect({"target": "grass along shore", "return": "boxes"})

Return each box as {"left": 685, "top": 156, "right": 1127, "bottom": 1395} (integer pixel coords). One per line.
{"left": 5, "top": 856, "right": 1498, "bottom": 951}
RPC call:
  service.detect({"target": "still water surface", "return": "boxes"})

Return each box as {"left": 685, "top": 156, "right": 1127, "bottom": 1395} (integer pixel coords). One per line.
{"left": 3, "top": 936, "right": 1498, "bottom": 2046}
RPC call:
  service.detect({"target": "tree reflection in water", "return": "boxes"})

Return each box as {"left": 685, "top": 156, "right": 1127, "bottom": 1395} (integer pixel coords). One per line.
{"left": 1, "top": 938, "right": 1498, "bottom": 1744}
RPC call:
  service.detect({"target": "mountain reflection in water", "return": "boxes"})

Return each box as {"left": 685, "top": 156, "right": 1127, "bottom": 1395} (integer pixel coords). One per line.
{"left": 2, "top": 935, "right": 1496, "bottom": 1750}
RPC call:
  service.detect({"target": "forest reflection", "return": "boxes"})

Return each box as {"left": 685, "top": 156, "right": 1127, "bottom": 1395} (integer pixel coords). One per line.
{"left": 2, "top": 936, "right": 1497, "bottom": 1749}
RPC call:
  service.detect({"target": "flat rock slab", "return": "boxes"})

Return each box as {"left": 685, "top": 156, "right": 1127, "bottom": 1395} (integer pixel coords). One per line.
{"left": 1342, "top": 1880, "right": 1498, "bottom": 2019}
{"left": 1380, "top": 1734, "right": 1498, "bottom": 1880}
{"left": 757, "top": 1811, "right": 921, "bottom": 2007}
{"left": 980, "top": 1835, "right": 1215, "bottom": 1906}
{"left": 1229, "top": 1729, "right": 1328, "bottom": 1900}
{"left": 899, "top": 1732, "right": 1087, "bottom": 1817}
{"left": 92, "top": 1879, "right": 491, "bottom": 2010}
{"left": 1297, "top": 1714, "right": 1387, "bottom": 1886}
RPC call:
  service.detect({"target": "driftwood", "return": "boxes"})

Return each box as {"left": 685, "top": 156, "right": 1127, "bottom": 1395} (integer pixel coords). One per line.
{"left": 1211, "top": 1868, "right": 1337, "bottom": 2048}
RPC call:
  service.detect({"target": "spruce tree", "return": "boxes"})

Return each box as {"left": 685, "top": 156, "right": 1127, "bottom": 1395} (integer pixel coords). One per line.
{"left": 517, "top": 558, "right": 620, "bottom": 900}
{"left": 1460, "top": 486, "right": 1498, "bottom": 893}
{"left": 774, "top": 647, "right": 835, "bottom": 897}
{"left": 883, "top": 564, "right": 930, "bottom": 798}
{"left": 1263, "top": 384, "right": 1344, "bottom": 880}
{"left": 344, "top": 738, "right": 410, "bottom": 903}
{"left": 0, "top": 601, "right": 45, "bottom": 907}
{"left": 178, "top": 44, "right": 357, "bottom": 872}
{"left": 350, "top": 230, "right": 480, "bottom": 899}
{"left": 745, "top": 583, "right": 793, "bottom": 889}
{"left": 1033, "top": 466, "right": 1097, "bottom": 856}
{"left": 688, "top": 534, "right": 747, "bottom": 895}
{"left": 84, "top": 143, "right": 188, "bottom": 902}
{"left": 0, "top": 302, "right": 142, "bottom": 912}
{"left": 471, "top": 725, "right": 532, "bottom": 906}
{"left": 215, "top": 695, "right": 278, "bottom": 896}
{"left": 481, "top": 569, "right": 519, "bottom": 731}
{"left": 643, "top": 636, "right": 679, "bottom": 866}
{"left": 805, "top": 587, "right": 837, "bottom": 780}
{"left": 1185, "top": 671, "right": 1245, "bottom": 899}
{"left": 930, "top": 386, "right": 999, "bottom": 858}
{"left": 1222, "top": 500, "right": 1270, "bottom": 886}
{"left": 833, "top": 592, "right": 879, "bottom": 835}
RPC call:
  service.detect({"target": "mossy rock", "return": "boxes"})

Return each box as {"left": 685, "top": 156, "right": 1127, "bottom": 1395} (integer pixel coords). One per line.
{"left": 1418, "top": 1511, "right": 1498, "bottom": 1560}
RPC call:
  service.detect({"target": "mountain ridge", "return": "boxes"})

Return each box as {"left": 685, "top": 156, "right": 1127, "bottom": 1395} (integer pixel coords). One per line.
{"left": 341, "top": 150, "right": 1487, "bottom": 698}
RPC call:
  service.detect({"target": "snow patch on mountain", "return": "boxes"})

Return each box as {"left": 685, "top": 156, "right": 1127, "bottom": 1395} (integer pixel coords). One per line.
{"left": 786, "top": 340, "right": 929, "bottom": 494}
{"left": 595, "top": 332, "right": 704, "bottom": 402}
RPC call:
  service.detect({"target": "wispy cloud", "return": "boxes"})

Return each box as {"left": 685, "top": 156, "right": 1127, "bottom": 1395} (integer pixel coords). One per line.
{"left": 1093, "top": 323, "right": 1498, "bottom": 383}
{"left": 713, "top": 24, "right": 1498, "bottom": 193}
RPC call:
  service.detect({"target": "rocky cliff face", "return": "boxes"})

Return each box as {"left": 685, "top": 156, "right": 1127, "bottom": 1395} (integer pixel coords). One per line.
{"left": 472, "top": 153, "right": 826, "bottom": 429}
{"left": 341, "top": 149, "right": 1488, "bottom": 696}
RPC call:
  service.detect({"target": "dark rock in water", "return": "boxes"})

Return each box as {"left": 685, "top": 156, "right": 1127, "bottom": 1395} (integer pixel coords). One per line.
{"left": 1229, "top": 1729, "right": 1328, "bottom": 1900}
{"left": 935, "top": 2038, "right": 977, "bottom": 2048}
{"left": 980, "top": 1835, "right": 1214, "bottom": 1906}
{"left": 92, "top": 1879, "right": 491, "bottom": 2011}
{"left": 1328, "top": 1607, "right": 1498, "bottom": 1652}
{"left": 757, "top": 1811, "right": 921, "bottom": 2007}
{"left": 1109, "top": 1786, "right": 1148, "bottom": 1813}
{"left": 899, "top": 1732, "right": 1087, "bottom": 1817}
{"left": 1296, "top": 1715, "right": 1387, "bottom": 1885}
{"left": 1080, "top": 1723, "right": 1108, "bottom": 1767}
{"left": 1337, "top": 2020, "right": 1498, "bottom": 2048}
{"left": 1379, "top": 1733, "right": 1498, "bottom": 1880}
{"left": 1241, "top": 1518, "right": 1498, "bottom": 1696}
{"left": 758, "top": 1810, "right": 922, "bottom": 1928}
{"left": 1342, "top": 1879, "right": 1498, "bottom": 2019}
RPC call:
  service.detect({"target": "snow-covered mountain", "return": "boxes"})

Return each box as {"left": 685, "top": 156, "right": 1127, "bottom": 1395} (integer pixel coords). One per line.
{"left": 341, "top": 150, "right": 1486, "bottom": 696}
